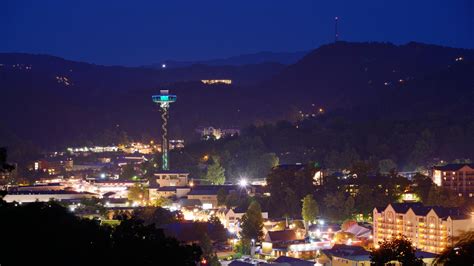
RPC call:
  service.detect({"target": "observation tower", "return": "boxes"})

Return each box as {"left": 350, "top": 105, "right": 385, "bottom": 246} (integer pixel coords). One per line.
{"left": 152, "top": 90, "right": 177, "bottom": 170}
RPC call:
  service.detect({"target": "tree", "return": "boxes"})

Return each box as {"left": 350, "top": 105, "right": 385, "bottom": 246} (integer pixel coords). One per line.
{"left": 153, "top": 196, "right": 172, "bottom": 207}
{"left": 370, "top": 237, "right": 422, "bottom": 266}
{"left": 301, "top": 194, "right": 319, "bottom": 231}
{"left": 127, "top": 183, "right": 148, "bottom": 202}
{"left": 121, "top": 163, "right": 138, "bottom": 180}
{"left": 323, "top": 191, "right": 354, "bottom": 222}
{"left": 132, "top": 206, "right": 177, "bottom": 227}
{"left": 343, "top": 196, "right": 355, "bottom": 219}
{"left": 412, "top": 173, "right": 434, "bottom": 202}
{"left": 199, "top": 233, "right": 221, "bottom": 266}
{"left": 217, "top": 188, "right": 227, "bottom": 206}
{"left": 0, "top": 147, "right": 16, "bottom": 186}
{"left": 240, "top": 201, "right": 264, "bottom": 242}
{"left": 208, "top": 215, "right": 228, "bottom": 242}
{"left": 234, "top": 239, "right": 251, "bottom": 255}
{"left": 225, "top": 191, "right": 240, "bottom": 208}
{"left": 409, "top": 129, "right": 435, "bottom": 168}
{"left": 0, "top": 147, "right": 15, "bottom": 173}
{"left": 435, "top": 231, "right": 474, "bottom": 265}
{"left": 426, "top": 185, "right": 464, "bottom": 207}
{"left": 266, "top": 164, "right": 314, "bottom": 217}
{"left": 378, "top": 159, "right": 397, "bottom": 175}
{"left": 204, "top": 158, "right": 226, "bottom": 185}
{"left": 0, "top": 201, "right": 201, "bottom": 266}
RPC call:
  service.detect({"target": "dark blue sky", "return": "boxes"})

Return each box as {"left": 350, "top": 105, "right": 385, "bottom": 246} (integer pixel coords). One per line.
{"left": 2, "top": 0, "right": 473, "bottom": 66}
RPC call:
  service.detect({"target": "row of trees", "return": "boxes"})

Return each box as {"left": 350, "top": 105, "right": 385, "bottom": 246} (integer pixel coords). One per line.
{"left": 264, "top": 160, "right": 469, "bottom": 221}
{"left": 170, "top": 136, "right": 279, "bottom": 182}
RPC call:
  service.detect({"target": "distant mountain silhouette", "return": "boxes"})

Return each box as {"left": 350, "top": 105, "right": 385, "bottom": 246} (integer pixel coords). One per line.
{"left": 263, "top": 41, "right": 474, "bottom": 109}
{"left": 147, "top": 51, "right": 308, "bottom": 68}
{"left": 1, "top": 42, "right": 473, "bottom": 148}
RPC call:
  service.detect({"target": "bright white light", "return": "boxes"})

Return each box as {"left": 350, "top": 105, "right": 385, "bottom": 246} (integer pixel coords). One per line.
{"left": 100, "top": 173, "right": 106, "bottom": 179}
{"left": 161, "top": 63, "right": 166, "bottom": 68}
{"left": 346, "top": 238, "right": 353, "bottom": 245}
{"left": 319, "top": 220, "right": 325, "bottom": 226}
{"left": 315, "top": 229, "right": 321, "bottom": 237}
{"left": 239, "top": 178, "right": 248, "bottom": 187}
{"left": 183, "top": 212, "right": 195, "bottom": 220}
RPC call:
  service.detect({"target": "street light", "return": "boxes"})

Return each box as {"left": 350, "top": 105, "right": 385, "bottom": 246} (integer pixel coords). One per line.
{"left": 239, "top": 178, "right": 248, "bottom": 187}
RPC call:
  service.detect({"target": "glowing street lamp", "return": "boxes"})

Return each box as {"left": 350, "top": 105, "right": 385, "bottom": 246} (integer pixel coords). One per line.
{"left": 239, "top": 178, "right": 248, "bottom": 187}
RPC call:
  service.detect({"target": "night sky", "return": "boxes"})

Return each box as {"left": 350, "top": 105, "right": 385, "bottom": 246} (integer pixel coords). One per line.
{"left": 1, "top": 0, "right": 473, "bottom": 66}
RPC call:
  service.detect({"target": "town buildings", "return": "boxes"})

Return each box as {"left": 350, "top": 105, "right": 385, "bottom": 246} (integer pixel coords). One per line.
{"left": 318, "top": 244, "right": 436, "bottom": 266}
{"left": 261, "top": 229, "right": 322, "bottom": 259}
{"left": 2, "top": 190, "right": 96, "bottom": 203}
{"left": 432, "top": 163, "right": 474, "bottom": 198}
{"left": 196, "top": 126, "right": 240, "bottom": 140}
{"left": 373, "top": 203, "right": 474, "bottom": 254}
{"left": 216, "top": 206, "right": 269, "bottom": 234}
{"left": 153, "top": 171, "right": 189, "bottom": 187}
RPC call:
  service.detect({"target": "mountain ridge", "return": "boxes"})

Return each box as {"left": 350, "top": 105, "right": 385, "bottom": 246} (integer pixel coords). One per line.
{"left": 1, "top": 41, "right": 473, "bottom": 149}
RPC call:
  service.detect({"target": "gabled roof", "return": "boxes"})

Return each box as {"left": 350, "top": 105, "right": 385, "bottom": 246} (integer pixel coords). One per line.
{"left": 345, "top": 224, "right": 372, "bottom": 238}
{"left": 390, "top": 202, "right": 424, "bottom": 213}
{"left": 188, "top": 185, "right": 239, "bottom": 195}
{"left": 380, "top": 203, "right": 468, "bottom": 220}
{"left": 266, "top": 230, "right": 298, "bottom": 242}
{"left": 274, "top": 256, "right": 314, "bottom": 266}
{"left": 187, "top": 189, "right": 219, "bottom": 196}
{"left": 233, "top": 205, "right": 247, "bottom": 213}
{"left": 433, "top": 163, "right": 474, "bottom": 171}
{"left": 322, "top": 244, "right": 370, "bottom": 261}
{"left": 176, "top": 198, "right": 202, "bottom": 207}
{"left": 228, "top": 261, "right": 254, "bottom": 266}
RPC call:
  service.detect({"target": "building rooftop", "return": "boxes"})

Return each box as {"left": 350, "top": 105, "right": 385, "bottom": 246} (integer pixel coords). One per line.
{"left": 6, "top": 190, "right": 95, "bottom": 195}
{"left": 153, "top": 170, "right": 189, "bottom": 175}
{"left": 322, "top": 244, "right": 370, "bottom": 261}
{"left": 156, "top": 186, "right": 190, "bottom": 192}
{"left": 378, "top": 203, "right": 469, "bottom": 220}
{"left": 265, "top": 230, "right": 299, "bottom": 242}
{"left": 274, "top": 256, "right": 315, "bottom": 266}
{"left": 177, "top": 198, "right": 202, "bottom": 207}
{"left": 433, "top": 163, "right": 474, "bottom": 171}
{"left": 187, "top": 185, "right": 239, "bottom": 195}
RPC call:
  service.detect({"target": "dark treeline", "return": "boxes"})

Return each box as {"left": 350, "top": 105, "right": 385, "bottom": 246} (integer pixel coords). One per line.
{"left": 263, "top": 162, "right": 466, "bottom": 221}
{"left": 0, "top": 200, "right": 202, "bottom": 266}
{"left": 171, "top": 110, "right": 474, "bottom": 183}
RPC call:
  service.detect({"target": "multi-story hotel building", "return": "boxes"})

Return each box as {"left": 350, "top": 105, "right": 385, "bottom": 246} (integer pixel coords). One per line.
{"left": 373, "top": 203, "right": 474, "bottom": 254}
{"left": 432, "top": 163, "right": 474, "bottom": 198}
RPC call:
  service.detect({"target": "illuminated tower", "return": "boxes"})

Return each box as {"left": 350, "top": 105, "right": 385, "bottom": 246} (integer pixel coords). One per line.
{"left": 152, "top": 90, "right": 177, "bottom": 170}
